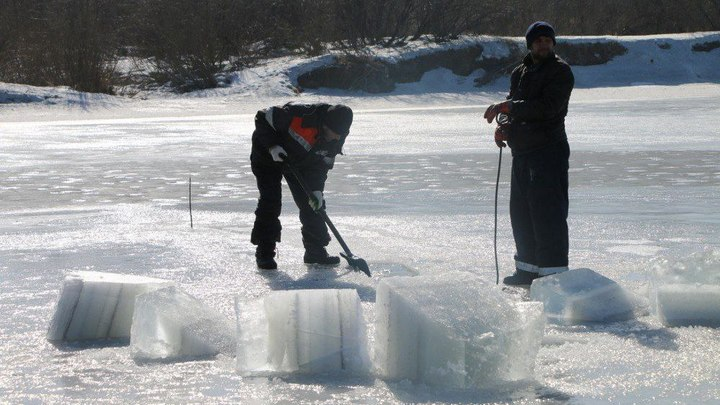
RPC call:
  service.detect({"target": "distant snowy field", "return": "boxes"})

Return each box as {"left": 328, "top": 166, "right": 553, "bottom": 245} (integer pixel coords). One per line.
{"left": 1, "top": 33, "right": 719, "bottom": 403}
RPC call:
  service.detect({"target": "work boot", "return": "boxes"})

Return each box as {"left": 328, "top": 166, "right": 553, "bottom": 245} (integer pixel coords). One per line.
{"left": 502, "top": 269, "right": 540, "bottom": 287}
{"left": 303, "top": 246, "right": 340, "bottom": 266}
{"left": 255, "top": 243, "right": 277, "bottom": 270}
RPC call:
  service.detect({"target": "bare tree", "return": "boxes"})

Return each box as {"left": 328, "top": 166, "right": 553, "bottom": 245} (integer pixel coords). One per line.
{"left": 332, "top": 0, "right": 416, "bottom": 49}
{"left": 0, "top": 0, "right": 120, "bottom": 93}
{"left": 413, "top": 0, "right": 483, "bottom": 41}
{"left": 132, "top": 0, "right": 263, "bottom": 92}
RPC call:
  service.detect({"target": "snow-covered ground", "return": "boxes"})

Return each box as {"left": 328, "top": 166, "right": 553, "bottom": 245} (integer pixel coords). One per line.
{"left": 1, "top": 33, "right": 719, "bottom": 403}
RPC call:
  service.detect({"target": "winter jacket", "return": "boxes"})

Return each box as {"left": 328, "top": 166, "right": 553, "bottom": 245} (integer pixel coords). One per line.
{"left": 507, "top": 52, "right": 574, "bottom": 156}
{"left": 251, "top": 102, "right": 340, "bottom": 191}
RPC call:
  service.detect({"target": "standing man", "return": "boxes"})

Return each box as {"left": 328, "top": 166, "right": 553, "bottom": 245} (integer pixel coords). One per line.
{"left": 484, "top": 21, "right": 574, "bottom": 286}
{"left": 250, "top": 102, "right": 353, "bottom": 270}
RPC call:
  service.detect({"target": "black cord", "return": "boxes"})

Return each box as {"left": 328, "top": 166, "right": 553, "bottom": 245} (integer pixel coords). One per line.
{"left": 494, "top": 144, "right": 503, "bottom": 285}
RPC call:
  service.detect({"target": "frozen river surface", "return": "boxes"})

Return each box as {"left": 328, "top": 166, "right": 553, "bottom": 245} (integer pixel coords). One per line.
{"left": 1, "top": 85, "right": 719, "bottom": 403}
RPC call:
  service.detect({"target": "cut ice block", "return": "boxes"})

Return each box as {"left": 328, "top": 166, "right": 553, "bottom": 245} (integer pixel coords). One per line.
{"left": 650, "top": 251, "right": 720, "bottom": 327}
{"left": 130, "top": 286, "right": 236, "bottom": 361}
{"left": 374, "top": 272, "right": 544, "bottom": 388}
{"left": 236, "top": 289, "right": 370, "bottom": 375}
{"left": 653, "top": 285, "right": 720, "bottom": 327}
{"left": 529, "top": 268, "right": 637, "bottom": 324}
{"left": 47, "top": 271, "right": 173, "bottom": 342}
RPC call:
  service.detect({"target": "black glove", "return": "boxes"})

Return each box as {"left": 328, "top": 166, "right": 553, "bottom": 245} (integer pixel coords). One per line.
{"left": 494, "top": 124, "right": 510, "bottom": 148}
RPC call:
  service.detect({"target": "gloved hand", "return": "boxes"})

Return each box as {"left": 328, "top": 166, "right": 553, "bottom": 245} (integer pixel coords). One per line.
{"left": 494, "top": 124, "right": 510, "bottom": 148}
{"left": 484, "top": 101, "right": 511, "bottom": 124}
{"left": 268, "top": 145, "right": 287, "bottom": 162}
{"left": 308, "top": 191, "right": 324, "bottom": 211}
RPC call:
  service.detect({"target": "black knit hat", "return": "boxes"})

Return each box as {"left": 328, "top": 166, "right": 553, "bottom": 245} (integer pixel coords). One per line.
{"left": 525, "top": 21, "right": 556, "bottom": 49}
{"left": 324, "top": 104, "right": 353, "bottom": 136}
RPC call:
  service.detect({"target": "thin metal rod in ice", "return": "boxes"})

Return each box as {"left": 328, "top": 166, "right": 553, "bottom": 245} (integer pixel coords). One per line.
{"left": 189, "top": 176, "right": 193, "bottom": 229}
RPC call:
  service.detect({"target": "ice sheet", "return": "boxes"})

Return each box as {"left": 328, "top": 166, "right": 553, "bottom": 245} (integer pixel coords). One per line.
{"left": 529, "top": 268, "right": 638, "bottom": 324}
{"left": 236, "top": 289, "right": 370, "bottom": 375}
{"left": 374, "top": 272, "right": 545, "bottom": 387}
{"left": 2, "top": 61, "right": 720, "bottom": 402}
{"left": 130, "top": 286, "right": 236, "bottom": 361}
{"left": 47, "top": 271, "right": 173, "bottom": 342}
{"left": 650, "top": 250, "right": 720, "bottom": 327}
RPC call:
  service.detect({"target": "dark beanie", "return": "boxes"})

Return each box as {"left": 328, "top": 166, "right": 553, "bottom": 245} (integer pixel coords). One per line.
{"left": 324, "top": 104, "right": 353, "bottom": 136}
{"left": 525, "top": 21, "right": 556, "bottom": 49}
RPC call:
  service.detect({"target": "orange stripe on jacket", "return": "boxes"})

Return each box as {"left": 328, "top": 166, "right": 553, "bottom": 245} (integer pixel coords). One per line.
{"left": 289, "top": 117, "right": 319, "bottom": 148}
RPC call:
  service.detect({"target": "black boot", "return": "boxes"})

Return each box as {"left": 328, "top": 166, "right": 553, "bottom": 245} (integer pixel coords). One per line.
{"left": 502, "top": 269, "right": 540, "bottom": 287}
{"left": 303, "top": 246, "right": 340, "bottom": 266}
{"left": 256, "top": 243, "right": 277, "bottom": 270}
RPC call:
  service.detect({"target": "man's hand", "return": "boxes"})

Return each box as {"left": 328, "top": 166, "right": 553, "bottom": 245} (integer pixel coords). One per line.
{"left": 484, "top": 101, "right": 511, "bottom": 124}
{"left": 495, "top": 125, "right": 510, "bottom": 148}
{"left": 309, "top": 191, "right": 324, "bottom": 211}
{"left": 268, "top": 145, "right": 287, "bottom": 162}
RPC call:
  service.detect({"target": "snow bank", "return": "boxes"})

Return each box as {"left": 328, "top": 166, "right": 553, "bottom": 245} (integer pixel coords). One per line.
{"left": 1, "top": 82, "right": 121, "bottom": 106}
{"left": 47, "top": 271, "right": 173, "bottom": 342}
{"left": 561, "top": 33, "right": 720, "bottom": 87}
{"left": 130, "top": 286, "right": 236, "bottom": 361}
{"left": 650, "top": 250, "right": 720, "bottom": 327}
{"left": 374, "top": 272, "right": 544, "bottom": 388}
{"left": 529, "top": 268, "right": 640, "bottom": 324}
{"left": 290, "top": 32, "right": 720, "bottom": 94}
{"left": 235, "top": 289, "right": 370, "bottom": 376}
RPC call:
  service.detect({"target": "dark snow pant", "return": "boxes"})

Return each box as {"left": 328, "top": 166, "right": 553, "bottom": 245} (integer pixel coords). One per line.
{"left": 510, "top": 141, "right": 569, "bottom": 276}
{"left": 250, "top": 161, "right": 330, "bottom": 249}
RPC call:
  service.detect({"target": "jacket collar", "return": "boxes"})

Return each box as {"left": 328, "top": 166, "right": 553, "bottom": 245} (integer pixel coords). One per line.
{"left": 523, "top": 51, "right": 556, "bottom": 70}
